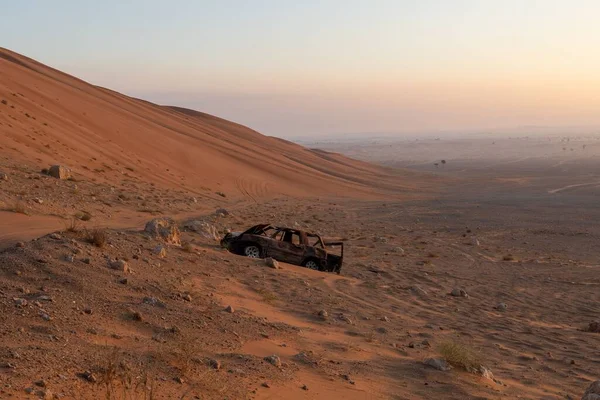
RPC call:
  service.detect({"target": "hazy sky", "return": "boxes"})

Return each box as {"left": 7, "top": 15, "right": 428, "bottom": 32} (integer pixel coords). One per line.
{"left": 2, "top": 1, "right": 600, "bottom": 138}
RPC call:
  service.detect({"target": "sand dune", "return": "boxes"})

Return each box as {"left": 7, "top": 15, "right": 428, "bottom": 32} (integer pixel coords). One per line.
{"left": 0, "top": 47, "right": 421, "bottom": 202}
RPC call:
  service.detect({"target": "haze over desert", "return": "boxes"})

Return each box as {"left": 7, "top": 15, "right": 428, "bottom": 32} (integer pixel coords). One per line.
{"left": 1, "top": 2, "right": 600, "bottom": 400}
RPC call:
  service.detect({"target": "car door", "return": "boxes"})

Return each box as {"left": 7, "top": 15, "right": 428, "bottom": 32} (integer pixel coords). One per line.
{"left": 274, "top": 230, "right": 306, "bottom": 265}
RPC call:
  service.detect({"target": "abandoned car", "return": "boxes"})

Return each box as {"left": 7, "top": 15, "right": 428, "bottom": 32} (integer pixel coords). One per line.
{"left": 220, "top": 224, "right": 344, "bottom": 273}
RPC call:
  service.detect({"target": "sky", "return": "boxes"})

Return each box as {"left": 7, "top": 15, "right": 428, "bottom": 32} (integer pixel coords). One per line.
{"left": 2, "top": 0, "right": 600, "bottom": 138}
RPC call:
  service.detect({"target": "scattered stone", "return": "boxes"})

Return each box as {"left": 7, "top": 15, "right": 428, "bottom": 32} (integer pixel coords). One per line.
{"left": 338, "top": 313, "right": 353, "bottom": 324}
{"left": 264, "top": 355, "right": 281, "bottom": 367}
{"left": 341, "top": 374, "right": 355, "bottom": 384}
{"left": 225, "top": 305, "right": 234, "bottom": 313}
{"left": 424, "top": 358, "right": 452, "bottom": 371}
{"left": 35, "top": 380, "right": 47, "bottom": 388}
{"left": 470, "top": 237, "right": 480, "bottom": 246}
{"left": 582, "top": 380, "right": 600, "bottom": 400}
{"left": 80, "top": 370, "right": 97, "bottom": 383}
{"left": 13, "top": 298, "right": 28, "bottom": 307}
{"left": 49, "top": 233, "right": 62, "bottom": 240}
{"left": 175, "top": 377, "right": 184, "bottom": 384}
{"left": 215, "top": 208, "right": 230, "bottom": 216}
{"left": 381, "top": 316, "right": 390, "bottom": 322}
{"left": 182, "top": 220, "right": 219, "bottom": 241}
{"left": 496, "top": 303, "right": 508, "bottom": 312}
{"left": 143, "top": 297, "right": 165, "bottom": 307}
{"left": 409, "top": 286, "right": 428, "bottom": 297}
{"left": 265, "top": 257, "right": 280, "bottom": 269}
{"left": 84, "top": 308, "right": 93, "bottom": 315}
{"left": 15, "top": 241, "right": 25, "bottom": 248}
{"left": 317, "top": 310, "right": 328, "bottom": 320}
{"left": 109, "top": 259, "right": 130, "bottom": 272}
{"left": 48, "top": 165, "right": 72, "bottom": 179}
{"left": 153, "top": 245, "right": 167, "bottom": 258}
{"left": 392, "top": 247, "right": 405, "bottom": 254}
{"left": 82, "top": 258, "right": 91, "bottom": 264}
{"left": 64, "top": 254, "right": 75, "bottom": 263}
{"left": 262, "top": 382, "right": 271, "bottom": 388}
{"left": 301, "top": 384, "right": 309, "bottom": 391}
{"left": 208, "top": 359, "right": 221, "bottom": 370}
{"left": 144, "top": 217, "right": 181, "bottom": 245}
{"left": 584, "top": 321, "right": 600, "bottom": 333}
{"left": 450, "top": 288, "right": 469, "bottom": 298}
{"left": 478, "top": 366, "right": 494, "bottom": 380}
{"left": 182, "top": 294, "right": 192, "bottom": 302}
{"left": 24, "top": 387, "right": 34, "bottom": 394}
{"left": 131, "top": 311, "right": 143, "bottom": 321}
{"left": 118, "top": 278, "right": 128, "bottom": 285}
{"left": 0, "top": 172, "right": 8, "bottom": 181}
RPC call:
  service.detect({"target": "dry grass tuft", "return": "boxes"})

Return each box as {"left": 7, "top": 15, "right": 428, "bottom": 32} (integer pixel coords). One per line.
{"left": 85, "top": 228, "right": 107, "bottom": 248}
{"left": 438, "top": 340, "right": 482, "bottom": 371}
{"left": 64, "top": 217, "right": 81, "bottom": 232}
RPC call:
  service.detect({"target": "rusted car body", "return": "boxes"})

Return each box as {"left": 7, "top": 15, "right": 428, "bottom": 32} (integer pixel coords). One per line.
{"left": 220, "top": 224, "right": 344, "bottom": 273}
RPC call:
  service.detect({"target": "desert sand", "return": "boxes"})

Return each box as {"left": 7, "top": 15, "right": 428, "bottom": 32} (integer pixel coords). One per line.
{"left": 1, "top": 48, "right": 599, "bottom": 400}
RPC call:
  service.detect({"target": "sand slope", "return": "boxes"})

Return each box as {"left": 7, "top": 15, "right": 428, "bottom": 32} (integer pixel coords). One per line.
{"left": 0, "top": 47, "right": 419, "bottom": 202}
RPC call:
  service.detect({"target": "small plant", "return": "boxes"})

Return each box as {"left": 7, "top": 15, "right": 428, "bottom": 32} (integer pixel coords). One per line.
{"left": 256, "top": 288, "right": 278, "bottom": 304}
{"left": 11, "top": 201, "right": 28, "bottom": 215}
{"left": 85, "top": 228, "right": 107, "bottom": 248}
{"left": 438, "top": 340, "right": 482, "bottom": 371}
{"left": 64, "top": 217, "right": 80, "bottom": 232}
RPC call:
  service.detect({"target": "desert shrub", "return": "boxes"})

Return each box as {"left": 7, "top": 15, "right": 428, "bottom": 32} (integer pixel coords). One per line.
{"left": 438, "top": 340, "right": 482, "bottom": 371}
{"left": 11, "top": 201, "right": 28, "bottom": 215}
{"left": 85, "top": 228, "right": 107, "bottom": 248}
{"left": 64, "top": 217, "right": 80, "bottom": 232}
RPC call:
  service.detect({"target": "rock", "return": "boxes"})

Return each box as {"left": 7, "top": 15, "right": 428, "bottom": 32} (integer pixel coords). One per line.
{"left": 144, "top": 218, "right": 181, "bottom": 245}
{"left": 265, "top": 257, "right": 280, "bottom": 269}
{"left": 338, "top": 313, "right": 353, "bottom": 324}
{"left": 118, "top": 278, "right": 128, "bottom": 285}
{"left": 424, "top": 358, "right": 452, "bottom": 371}
{"left": 13, "top": 298, "right": 28, "bottom": 307}
{"left": 470, "top": 237, "right": 480, "bottom": 246}
{"left": 49, "top": 233, "right": 62, "bottom": 240}
{"left": 224, "top": 305, "right": 235, "bottom": 313}
{"left": 0, "top": 172, "right": 7, "bottom": 181}
{"left": 24, "top": 387, "right": 34, "bottom": 394}
{"left": 478, "top": 366, "right": 494, "bottom": 380}
{"left": 450, "top": 288, "right": 469, "bottom": 298}
{"left": 583, "top": 381, "right": 600, "bottom": 400}
{"left": 262, "top": 382, "right": 271, "bottom": 388}
{"left": 381, "top": 316, "right": 390, "bottom": 322}
{"left": 208, "top": 359, "right": 221, "bottom": 370}
{"left": 143, "top": 297, "right": 165, "bottom": 307}
{"left": 301, "top": 384, "right": 309, "bottom": 391}
{"left": 215, "top": 208, "right": 230, "bottom": 216}
{"left": 585, "top": 321, "right": 600, "bottom": 333}
{"left": 64, "top": 254, "right": 75, "bottom": 263}
{"left": 174, "top": 377, "right": 184, "bottom": 384}
{"left": 81, "top": 370, "right": 97, "bottom": 383}
{"left": 392, "top": 247, "right": 405, "bottom": 254}
{"left": 109, "top": 259, "right": 130, "bottom": 272}
{"left": 35, "top": 380, "right": 47, "bottom": 388}
{"left": 15, "top": 241, "right": 25, "bottom": 248}
{"left": 48, "top": 165, "right": 72, "bottom": 179}
{"left": 153, "top": 245, "right": 167, "bottom": 258}
{"left": 182, "top": 220, "right": 218, "bottom": 241}
{"left": 317, "top": 310, "right": 328, "bottom": 320}
{"left": 264, "top": 355, "right": 281, "bottom": 367}
{"left": 182, "top": 294, "right": 192, "bottom": 302}
{"left": 496, "top": 303, "right": 508, "bottom": 312}
{"left": 409, "top": 286, "right": 428, "bottom": 297}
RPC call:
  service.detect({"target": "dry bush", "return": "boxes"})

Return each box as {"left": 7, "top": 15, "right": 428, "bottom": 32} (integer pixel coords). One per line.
{"left": 10, "top": 200, "right": 28, "bottom": 215}
{"left": 256, "top": 288, "right": 278, "bottom": 304}
{"left": 64, "top": 217, "right": 81, "bottom": 232}
{"left": 438, "top": 340, "right": 482, "bottom": 371}
{"left": 182, "top": 242, "right": 194, "bottom": 253}
{"left": 85, "top": 228, "right": 107, "bottom": 248}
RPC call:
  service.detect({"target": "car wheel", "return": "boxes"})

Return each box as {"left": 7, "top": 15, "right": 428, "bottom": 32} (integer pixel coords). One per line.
{"left": 243, "top": 244, "right": 261, "bottom": 258}
{"left": 304, "top": 259, "right": 320, "bottom": 270}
